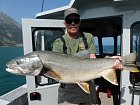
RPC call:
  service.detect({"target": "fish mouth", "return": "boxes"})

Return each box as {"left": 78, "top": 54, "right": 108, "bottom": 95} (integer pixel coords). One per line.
{"left": 6, "top": 66, "right": 23, "bottom": 74}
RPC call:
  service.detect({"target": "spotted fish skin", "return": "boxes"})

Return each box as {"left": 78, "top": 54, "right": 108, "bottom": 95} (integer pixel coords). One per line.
{"left": 6, "top": 51, "right": 138, "bottom": 93}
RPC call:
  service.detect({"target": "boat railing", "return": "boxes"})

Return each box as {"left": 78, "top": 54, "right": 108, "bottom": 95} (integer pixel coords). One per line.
{"left": 0, "top": 84, "right": 28, "bottom": 105}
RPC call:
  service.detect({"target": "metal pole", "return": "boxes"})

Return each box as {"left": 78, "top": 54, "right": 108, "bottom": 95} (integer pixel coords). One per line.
{"left": 41, "top": 0, "right": 45, "bottom": 12}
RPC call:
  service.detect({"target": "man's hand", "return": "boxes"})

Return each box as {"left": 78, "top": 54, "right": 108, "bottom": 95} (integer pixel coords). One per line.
{"left": 110, "top": 56, "right": 123, "bottom": 70}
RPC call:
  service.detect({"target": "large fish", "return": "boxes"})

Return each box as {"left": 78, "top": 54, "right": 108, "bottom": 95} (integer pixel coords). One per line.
{"left": 6, "top": 51, "right": 139, "bottom": 94}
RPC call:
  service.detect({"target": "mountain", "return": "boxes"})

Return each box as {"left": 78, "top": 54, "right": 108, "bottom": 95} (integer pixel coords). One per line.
{"left": 0, "top": 11, "right": 22, "bottom": 46}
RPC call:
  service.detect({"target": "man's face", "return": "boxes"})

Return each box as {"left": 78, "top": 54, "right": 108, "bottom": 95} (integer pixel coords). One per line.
{"left": 64, "top": 15, "right": 80, "bottom": 37}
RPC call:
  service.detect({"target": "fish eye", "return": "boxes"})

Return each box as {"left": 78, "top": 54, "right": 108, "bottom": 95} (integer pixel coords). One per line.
{"left": 16, "top": 61, "right": 22, "bottom": 65}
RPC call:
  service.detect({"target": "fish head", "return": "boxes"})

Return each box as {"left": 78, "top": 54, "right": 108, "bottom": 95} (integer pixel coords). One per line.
{"left": 6, "top": 53, "right": 43, "bottom": 76}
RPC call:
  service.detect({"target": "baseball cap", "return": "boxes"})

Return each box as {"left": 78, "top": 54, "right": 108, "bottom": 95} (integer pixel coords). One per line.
{"left": 64, "top": 8, "right": 80, "bottom": 19}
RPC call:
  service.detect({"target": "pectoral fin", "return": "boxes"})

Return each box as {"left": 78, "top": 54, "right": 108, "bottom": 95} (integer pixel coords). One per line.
{"left": 43, "top": 70, "right": 61, "bottom": 80}
{"left": 77, "top": 82, "right": 90, "bottom": 94}
{"left": 102, "top": 69, "right": 118, "bottom": 85}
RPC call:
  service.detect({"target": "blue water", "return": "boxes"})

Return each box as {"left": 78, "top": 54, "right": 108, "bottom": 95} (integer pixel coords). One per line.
{"left": 96, "top": 45, "right": 120, "bottom": 54}
{"left": 0, "top": 47, "right": 26, "bottom": 96}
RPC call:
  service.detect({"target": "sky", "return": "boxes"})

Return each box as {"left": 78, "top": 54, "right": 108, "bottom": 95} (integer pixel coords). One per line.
{"left": 0, "top": 0, "right": 71, "bottom": 23}
{"left": 0, "top": 0, "right": 118, "bottom": 45}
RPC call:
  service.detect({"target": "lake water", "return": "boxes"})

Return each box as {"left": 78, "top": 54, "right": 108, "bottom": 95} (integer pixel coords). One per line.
{"left": 0, "top": 46, "right": 26, "bottom": 96}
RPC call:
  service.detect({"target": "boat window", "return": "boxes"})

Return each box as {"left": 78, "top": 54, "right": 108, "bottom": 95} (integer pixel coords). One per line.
{"left": 102, "top": 37, "right": 114, "bottom": 54}
{"left": 94, "top": 37, "right": 99, "bottom": 54}
{"left": 117, "top": 36, "right": 121, "bottom": 55}
{"left": 130, "top": 22, "right": 140, "bottom": 67}
{"left": 33, "top": 28, "right": 64, "bottom": 51}
{"left": 130, "top": 22, "right": 140, "bottom": 53}
{"left": 102, "top": 36, "right": 121, "bottom": 55}
{"left": 80, "top": 16, "right": 122, "bottom": 57}
{"left": 103, "top": 36, "right": 120, "bottom": 55}
{"left": 95, "top": 35, "right": 121, "bottom": 58}
{"left": 32, "top": 28, "right": 64, "bottom": 86}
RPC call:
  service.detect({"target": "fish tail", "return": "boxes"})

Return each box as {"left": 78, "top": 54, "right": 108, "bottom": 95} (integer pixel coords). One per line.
{"left": 123, "top": 53, "right": 140, "bottom": 72}
{"left": 124, "top": 65, "right": 140, "bottom": 72}
{"left": 122, "top": 53, "right": 136, "bottom": 64}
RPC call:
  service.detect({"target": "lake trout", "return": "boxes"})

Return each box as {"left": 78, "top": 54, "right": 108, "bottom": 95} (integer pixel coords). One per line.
{"left": 6, "top": 51, "right": 139, "bottom": 94}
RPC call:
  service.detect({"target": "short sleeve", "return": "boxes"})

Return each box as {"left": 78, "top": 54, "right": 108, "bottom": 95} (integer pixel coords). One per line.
{"left": 84, "top": 32, "right": 96, "bottom": 54}
{"left": 52, "top": 38, "right": 63, "bottom": 53}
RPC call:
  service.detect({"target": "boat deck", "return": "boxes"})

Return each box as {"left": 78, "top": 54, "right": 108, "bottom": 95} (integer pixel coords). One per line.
{"left": 0, "top": 84, "right": 119, "bottom": 105}
{"left": 100, "top": 92, "right": 114, "bottom": 105}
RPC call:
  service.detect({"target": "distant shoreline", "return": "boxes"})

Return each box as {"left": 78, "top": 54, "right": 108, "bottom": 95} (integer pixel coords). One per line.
{"left": 0, "top": 44, "right": 23, "bottom": 47}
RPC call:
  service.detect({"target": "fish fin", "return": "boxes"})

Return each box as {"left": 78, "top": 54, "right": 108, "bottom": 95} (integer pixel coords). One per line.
{"left": 44, "top": 70, "right": 61, "bottom": 80}
{"left": 102, "top": 69, "right": 118, "bottom": 85}
{"left": 123, "top": 65, "right": 140, "bottom": 72}
{"left": 77, "top": 82, "right": 90, "bottom": 94}
{"left": 122, "top": 53, "right": 140, "bottom": 72}
{"left": 122, "top": 53, "right": 136, "bottom": 65}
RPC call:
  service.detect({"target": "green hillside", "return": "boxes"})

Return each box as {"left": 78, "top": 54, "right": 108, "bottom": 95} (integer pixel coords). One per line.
{"left": 0, "top": 12, "right": 22, "bottom": 46}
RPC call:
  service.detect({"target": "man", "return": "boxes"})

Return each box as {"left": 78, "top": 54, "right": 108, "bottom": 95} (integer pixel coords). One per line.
{"left": 53, "top": 7, "right": 101, "bottom": 105}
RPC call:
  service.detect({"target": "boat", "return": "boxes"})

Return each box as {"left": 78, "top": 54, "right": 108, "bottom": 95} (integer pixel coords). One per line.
{"left": 1, "top": 0, "right": 140, "bottom": 105}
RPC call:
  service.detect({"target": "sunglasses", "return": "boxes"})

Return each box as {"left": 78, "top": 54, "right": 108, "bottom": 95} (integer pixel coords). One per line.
{"left": 65, "top": 18, "right": 80, "bottom": 24}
